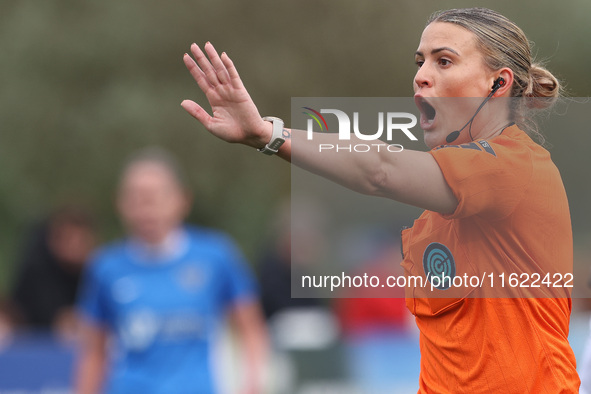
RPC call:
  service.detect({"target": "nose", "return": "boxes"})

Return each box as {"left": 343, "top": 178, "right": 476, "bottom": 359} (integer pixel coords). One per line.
{"left": 414, "top": 65, "right": 433, "bottom": 91}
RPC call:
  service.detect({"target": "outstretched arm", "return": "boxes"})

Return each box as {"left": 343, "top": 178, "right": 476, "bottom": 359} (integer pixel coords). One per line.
{"left": 182, "top": 43, "right": 457, "bottom": 214}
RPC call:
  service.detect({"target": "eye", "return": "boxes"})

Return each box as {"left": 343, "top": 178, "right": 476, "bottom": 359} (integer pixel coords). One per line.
{"left": 415, "top": 60, "right": 424, "bottom": 68}
{"left": 438, "top": 58, "right": 452, "bottom": 67}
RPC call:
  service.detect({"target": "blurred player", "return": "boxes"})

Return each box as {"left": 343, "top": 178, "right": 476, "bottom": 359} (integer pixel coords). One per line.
{"left": 75, "top": 148, "right": 267, "bottom": 393}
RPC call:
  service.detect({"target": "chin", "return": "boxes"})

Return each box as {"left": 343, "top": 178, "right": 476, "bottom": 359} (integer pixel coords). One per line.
{"left": 132, "top": 226, "right": 166, "bottom": 244}
{"left": 423, "top": 132, "right": 446, "bottom": 150}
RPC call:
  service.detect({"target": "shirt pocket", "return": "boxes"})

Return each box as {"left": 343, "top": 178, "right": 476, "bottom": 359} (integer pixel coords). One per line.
{"left": 401, "top": 217, "right": 478, "bottom": 316}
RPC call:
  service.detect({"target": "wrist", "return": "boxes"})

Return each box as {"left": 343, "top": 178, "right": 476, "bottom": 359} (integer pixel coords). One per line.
{"left": 252, "top": 120, "right": 273, "bottom": 150}
{"left": 256, "top": 116, "right": 285, "bottom": 155}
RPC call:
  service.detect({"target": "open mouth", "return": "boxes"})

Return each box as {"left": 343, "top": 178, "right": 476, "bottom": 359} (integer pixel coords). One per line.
{"left": 415, "top": 96, "right": 437, "bottom": 129}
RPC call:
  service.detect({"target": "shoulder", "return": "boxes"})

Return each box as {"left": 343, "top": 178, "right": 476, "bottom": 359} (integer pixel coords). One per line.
{"left": 86, "top": 239, "right": 131, "bottom": 279}
{"left": 184, "top": 225, "right": 240, "bottom": 249}
{"left": 436, "top": 126, "right": 533, "bottom": 157}
{"left": 183, "top": 225, "right": 250, "bottom": 270}
{"left": 429, "top": 126, "right": 546, "bottom": 219}
{"left": 431, "top": 126, "right": 536, "bottom": 178}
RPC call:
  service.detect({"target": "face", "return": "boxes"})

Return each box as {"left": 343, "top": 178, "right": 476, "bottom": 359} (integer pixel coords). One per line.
{"left": 49, "top": 222, "right": 95, "bottom": 269}
{"left": 414, "top": 22, "right": 497, "bottom": 148}
{"left": 117, "top": 162, "right": 189, "bottom": 244}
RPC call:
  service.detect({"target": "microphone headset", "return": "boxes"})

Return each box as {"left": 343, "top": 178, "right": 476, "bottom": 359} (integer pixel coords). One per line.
{"left": 445, "top": 77, "right": 506, "bottom": 143}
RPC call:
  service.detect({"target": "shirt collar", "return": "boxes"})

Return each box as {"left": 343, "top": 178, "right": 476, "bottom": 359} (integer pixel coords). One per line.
{"left": 128, "top": 227, "right": 190, "bottom": 264}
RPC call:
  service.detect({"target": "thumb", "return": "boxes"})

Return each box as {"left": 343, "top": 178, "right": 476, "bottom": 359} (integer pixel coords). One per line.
{"left": 181, "top": 100, "right": 213, "bottom": 129}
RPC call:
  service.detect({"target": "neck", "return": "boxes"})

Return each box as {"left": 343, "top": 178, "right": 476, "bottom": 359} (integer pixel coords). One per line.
{"left": 473, "top": 96, "right": 513, "bottom": 140}
{"left": 133, "top": 227, "right": 181, "bottom": 249}
{"left": 474, "top": 117, "right": 513, "bottom": 141}
{"left": 129, "top": 227, "right": 188, "bottom": 262}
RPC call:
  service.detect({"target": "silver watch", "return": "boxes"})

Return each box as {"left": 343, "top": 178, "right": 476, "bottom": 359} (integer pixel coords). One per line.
{"left": 258, "top": 116, "right": 285, "bottom": 155}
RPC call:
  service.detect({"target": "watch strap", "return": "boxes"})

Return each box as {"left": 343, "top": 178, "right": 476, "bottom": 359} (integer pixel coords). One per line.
{"left": 258, "top": 116, "right": 285, "bottom": 155}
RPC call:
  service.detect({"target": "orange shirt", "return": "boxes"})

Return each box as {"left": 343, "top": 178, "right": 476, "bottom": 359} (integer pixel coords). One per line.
{"left": 401, "top": 125, "right": 579, "bottom": 393}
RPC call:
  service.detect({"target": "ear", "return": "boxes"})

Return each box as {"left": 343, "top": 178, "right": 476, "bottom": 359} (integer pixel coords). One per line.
{"left": 493, "top": 68, "right": 514, "bottom": 97}
{"left": 181, "top": 189, "right": 193, "bottom": 218}
{"left": 115, "top": 193, "right": 125, "bottom": 218}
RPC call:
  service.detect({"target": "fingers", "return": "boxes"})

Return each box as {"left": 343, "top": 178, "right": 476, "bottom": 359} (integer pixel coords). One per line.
{"left": 190, "top": 42, "right": 231, "bottom": 86}
{"left": 186, "top": 42, "right": 244, "bottom": 91}
{"left": 203, "top": 43, "right": 231, "bottom": 84}
{"left": 180, "top": 100, "right": 213, "bottom": 130}
{"left": 183, "top": 53, "right": 212, "bottom": 93}
{"left": 190, "top": 43, "right": 221, "bottom": 87}
{"left": 220, "top": 52, "right": 245, "bottom": 89}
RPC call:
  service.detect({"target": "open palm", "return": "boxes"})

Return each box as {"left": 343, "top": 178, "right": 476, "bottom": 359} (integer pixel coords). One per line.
{"left": 181, "top": 43, "right": 270, "bottom": 148}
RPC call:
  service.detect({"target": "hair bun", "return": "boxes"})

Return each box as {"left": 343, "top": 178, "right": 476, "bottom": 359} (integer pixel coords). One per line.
{"left": 523, "top": 63, "right": 561, "bottom": 108}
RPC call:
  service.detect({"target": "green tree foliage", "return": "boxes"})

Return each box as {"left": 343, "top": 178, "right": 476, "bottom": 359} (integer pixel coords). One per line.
{"left": 0, "top": 0, "right": 590, "bottom": 292}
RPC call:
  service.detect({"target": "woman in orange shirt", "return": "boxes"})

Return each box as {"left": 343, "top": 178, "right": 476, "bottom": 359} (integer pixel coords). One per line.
{"left": 181, "top": 7, "right": 579, "bottom": 393}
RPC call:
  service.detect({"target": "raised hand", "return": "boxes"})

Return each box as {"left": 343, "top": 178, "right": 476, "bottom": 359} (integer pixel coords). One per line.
{"left": 181, "top": 43, "right": 271, "bottom": 148}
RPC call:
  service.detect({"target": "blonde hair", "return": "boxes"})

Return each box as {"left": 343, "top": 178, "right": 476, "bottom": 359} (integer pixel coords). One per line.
{"left": 428, "top": 8, "right": 561, "bottom": 141}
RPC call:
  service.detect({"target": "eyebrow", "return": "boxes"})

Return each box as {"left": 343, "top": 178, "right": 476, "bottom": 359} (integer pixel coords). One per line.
{"left": 415, "top": 47, "right": 460, "bottom": 57}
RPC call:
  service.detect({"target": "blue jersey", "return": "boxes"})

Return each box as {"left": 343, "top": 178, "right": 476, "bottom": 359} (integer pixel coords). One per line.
{"left": 77, "top": 226, "right": 257, "bottom": 394}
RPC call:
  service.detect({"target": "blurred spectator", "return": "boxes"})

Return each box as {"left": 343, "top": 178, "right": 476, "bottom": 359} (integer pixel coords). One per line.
{"left": 260, "top": 199, "right": 346, "bottom": 392}
{"left": 0, "top": 299, "right": 15, "bottom": 346}
{"left": 259, "top": 199, "right": 322, "bottom": 319}
{"left": 9, "top": 205, "right": 96, "bottom": 338}
{"left": 335, "top": 242, "right": 408, "bottom": 335}
{"left": 75, "top": 147, "right": 267, "bottom": 394}
{"left": 334, "top": 239, "right": 418, "bottom": 392}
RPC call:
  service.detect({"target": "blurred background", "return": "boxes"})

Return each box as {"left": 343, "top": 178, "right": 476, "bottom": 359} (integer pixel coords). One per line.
{"left": 1, "top": 0, "right": 591, "bottom": 392}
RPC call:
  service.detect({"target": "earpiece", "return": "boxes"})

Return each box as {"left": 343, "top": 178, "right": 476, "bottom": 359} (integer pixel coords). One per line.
{"left": 445, "top": 77, "right": 507, "bottom": 144}
{"left": 492, "top": 77, "right": 505, "bottom": 92}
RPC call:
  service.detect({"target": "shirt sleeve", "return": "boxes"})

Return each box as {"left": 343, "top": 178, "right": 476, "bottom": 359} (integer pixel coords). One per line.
{"left": 429, "top": 138, "right": 533, "bottom": 220}
{"left": 77, "top": 252, "right": 110, "bottom": 326}
{"left": 215, "top": 235, "right": 258, "bottom": 308}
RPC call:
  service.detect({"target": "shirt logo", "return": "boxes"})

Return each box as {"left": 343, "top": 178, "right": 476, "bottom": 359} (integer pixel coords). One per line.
{"left": 423, "top": 242, "right": 456, "bottom": 290}
{"left": 119, "top": 309, "right": 159, "bottom": 351}
{"left": 434, "top": 140, "right": 496, "bottom": 157}
{"left": 176, "top": 264, "right": 205, "bottom": 292}
{"left": 112, "top": 276, "right": 139, "bottom": 304}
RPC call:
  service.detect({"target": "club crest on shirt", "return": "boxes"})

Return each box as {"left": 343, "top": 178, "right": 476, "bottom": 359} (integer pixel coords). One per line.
{"left": 423, "top": 242, "right": 456, "bottom": 290}
{"left": 112, "top": 276, "right": 140, "bottom": 303}
{"left": 176, "top": 264, "right": 205, "bottom": 292}
{"left": 119, "top": 309, "right": 159, "bottom": 351}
